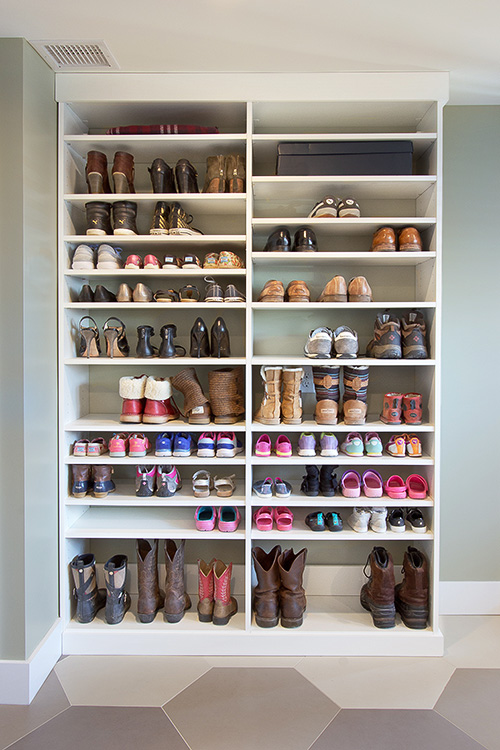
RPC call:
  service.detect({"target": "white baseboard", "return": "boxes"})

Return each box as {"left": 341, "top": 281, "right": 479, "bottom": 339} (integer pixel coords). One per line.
{"left": 0, "top": 619, "right": 62, "bottom": 704}
{"left": 440, "top": 582, "right": 500, "bottom": 615}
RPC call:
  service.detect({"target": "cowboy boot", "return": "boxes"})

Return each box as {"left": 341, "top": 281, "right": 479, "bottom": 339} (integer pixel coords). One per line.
{"left": 149, "top": 158, "right": 176, "bottom": 193}
{"left": 103, "top": 554, "right": 131, "bottom": 625}
{"left": 208, "top": 367, "right": 245, "bottom": 424}
{"left": 85, "top": 151, "right": 111, "bottom": 194}
{"left": 119, "top": 374, "right": 147, "bottom": 423}
{"left": 136, "top": 325, "right": 157, "bottom": 358}
{"left": 225, "top": 154, "right": 246, "bottom": 193}
{"left": 175, "top": 159, "right": 199, "bottom": 193}
{"left": 252, "top": 546, "right": 281, "bottom": 628}
{"left": 112, "top": 151, "right": 135, "bottom": 193}
{"left": 143, "top": 376, "right": 180, "bottom": 424}
{"left": 213, "top": 559, "right": 238, "bottom": 626}
{"left": 113, "top": 201, "right": 138, "bottom": 235}
{"left": 254, "top": 366, "right": 282, "bottom": 425}
{"left": 70, "top": 553, "right": 106, "bottom": 623}
{"left": 360, "top": 546, "right": 396, "bottom": 628}
{"left": 313, "top": 365, "right": 340, "bottom": 425}
{"left": 85, "top": 201, "right": 112, "bottom": 235}
{"left": 278, "top": 548, "right": 307, "bottom": 628}
{"left": 203, "top": 155, "right": 226, "bottom": 193}
{"left": 136, "top": 539, "right": 164, "bottom": 623}
{"left": 395, "top": 546, "right": 429, "bottom": 629}
{"left": 170, "top": 368, "right": 211, "bottom": 424}
{"left": 197, "top": 558, "right": 216, "bottom": 622}
{"left": 282, "top": 367, "right": 303, "bottom": 425}
{"left": 164, "top": 540, "right": 191, "bottom": 623}
{"left": 343, "top": 365, "right": 369, "bottom": 425}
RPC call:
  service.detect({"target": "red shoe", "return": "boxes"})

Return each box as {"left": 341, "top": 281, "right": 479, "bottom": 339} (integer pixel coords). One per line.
{"left": 119, "top": 375, "right": 147, "bottom": 423}
{"left": 125, "top": 254, "right": 142, "bottom": 269}
{"left": 143, "top": 376, "right": 180, "bottom": 424}
{"left": 144, "top": 254, "right": 161, "bottom": 269}
{"left": 380, "top": 392, "right": 403, "bottom": 424}
{"left": 403, "top": 393, "right": 422, "bottom": 425}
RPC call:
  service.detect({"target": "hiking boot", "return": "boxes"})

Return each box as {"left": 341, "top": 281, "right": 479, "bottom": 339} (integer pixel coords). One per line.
{"left": 348, "top": 276, "right": 372, "bottom": 302}
{"left": 333, "top": 326, "right": 358, "bottom": 358}
{"left": 86, "top": 201, "right": 112, "bottom": 235}
{"left": 252, "top": 546, "right": 281, "bottom": 628}
{"left": 149, "top": 158, "right": 176, "bottom": 193}
{"left": 254, "top": 366, "right": 282, "bottom": 425}
{"left": 111, "top": 151, "right": 135, "bottom": 193}
{"left": 282, "top": 367, "right": 303, "bottom": 424}
{"left": 150, "top": 201, "right": 170, "bottom": 234}
{"left": 278, "top": 548, "right": 307, "bottom": 628}
{"left": 103, "top": 554, "right": 131, "bottom": 625}
{"left": 366, "top": 312, "right": 402, "bottom": 359}
{"left": 318, "top": 275, "right": 347, "bottom": 302}
{"left": 308, "top": 195, "right": 340, "bottom": 218}
{"left": 208, "top": 367, "right": 245, "bottom": 423}
{"left": 338, "top": 197, "right": 361, "bottom": 217}
{"left": 85, "top": 151, "right": 110, "bottom": 194}
{"left": 70, "top": 553, "right": 106, "bottom": 623}
{"left": 300, "top": 465, "right": 319, "bottom": 496}
{"left": 380, "top": 392, "right": 403, "bottom": 424}
{"left": 168, "top": 202, "right": 203, "bottom": 235}
{"left": 285, "top": 280, "right": 310, "bottom": 302}
{"left": 304, "top": 327, "right": 333, "bottom": 358}
{"left": 402, "top": 393, "right": 423, "bottom": 425}
{"left": 360, "top": 546, "right": 396, "bottom": 628}
{"left": 395, "top": 546, "right": 429, "bottom": 629}
{"left": 136, "top": 540, "right": 164, "bottom": 623}
{"left": 371, "top": 226, "right": 396, "bottom": 252}
{"left": 264, "top": 228, "right": 291, "bottom": 252}
{"left": 258, "top": 280, "right": 285, "bottom": 303}
{"left": 226, "top": 154, "right": 246, "bottom": 193}
{"left": 113, "top": 201, "right": 138, "bottom": 235}
{"left": 313, "top": 365, "right": 340, "bottom": 425}
{"left": 292, "top": 227, "right": 317, "bottom": 252}
{"left": 401, "top": 310, "right": 428, "bottom": 359}
{"left": 175, "top": 159, "right": 199, "bottom": 193}
{"left": 398, "top": 226, "right": 422, "bottom": 252}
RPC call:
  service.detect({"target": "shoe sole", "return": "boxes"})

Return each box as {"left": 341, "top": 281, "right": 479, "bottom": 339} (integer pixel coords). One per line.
{"left": 197, "top": 449, "right": 215, "bottom": 457}
{"left": 113, "top": 229, "right": 137, "bottom": 235}
{"left": 320, "top": 450, "right": 338, "bottom": 456}
{"left": 216, "top": 449, "right": 237, "bottom": 458}
{"left": 150, "top": 229, "right": 169, "bottom": 235}
{"left": 298, "top": 449, "right": 316, "bottom": 457}
{"left": 360, "top": 589, "right": 396, "bottom": 628}
{"left": 253, "top": 490, "right": 273, "bottom": 499}
{"left": 155, "top": 451, "right": 172, "bottom": 457}
{"left": 72, "top": 262, "right": 95, "bottom": 269}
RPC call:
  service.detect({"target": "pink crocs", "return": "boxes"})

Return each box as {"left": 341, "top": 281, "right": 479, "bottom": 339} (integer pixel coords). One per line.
{"left": 384, "top": 475, "right": 407, "bottom": 499}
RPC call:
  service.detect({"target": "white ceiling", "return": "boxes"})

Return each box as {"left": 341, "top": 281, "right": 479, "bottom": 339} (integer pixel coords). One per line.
{"left": 1, "top": 0, "right": 499, "bottom": 104}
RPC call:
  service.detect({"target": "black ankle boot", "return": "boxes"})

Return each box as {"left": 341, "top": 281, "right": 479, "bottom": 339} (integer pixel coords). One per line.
{"left": 175, "top": 159, "right": 199, "bottom": 193}
{"left": 210, "top": 316, "right": 230, "bottom": 357}
{"left": 113, "top": 200, "right": 138, "bottom": 235}
{"left": 149, "top": 158, "right": 176, "bottom": 193}
{"left": 86, "top": 201, "right": 112, "bottom": 235}
{"left": 136, "top": 325, "right": 157, "bottom": 358}
{"left": 159, "top": 324, "right": 186, "bottom": 358}
{"left": 70, "top": 553, "right": 106, "bottom": 623}
{"left": 319, "top": 465, "right": 338, "bottom": 497}
{"left": 190, "top": 317, "right": 210, "bottom": 357}
{"left": 300, "top": 465, "right": 320, "bottom": 496}
{"left": 103, "top": 554, "right": 131, "bottom": 625}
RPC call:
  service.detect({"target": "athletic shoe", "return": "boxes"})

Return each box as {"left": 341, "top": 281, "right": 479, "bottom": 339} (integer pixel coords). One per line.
{"left": 340, "top": 432, "right": 364, "bottom": 457}
{"left": 297, "top": 433, "right": 317, "bottom": 457}
{"left": 348, "top": 507, "right": 371, "bottom": 533}
{"left": 156, "top": 465, "right": 182, "bottom": 498}
{"left": 308, "top": 195, "right": 340, "bottom": 218}
{"left": 72, "top": 244, "right": 95, "bottom": 269}
{"left": 136, "top": 466, "right": 156, "bottom": 497}
{"left": 333, "top": 325, "right": 359, "bottom": 358}
{"left": 128, "top": 433, "right": 150, "bottom": 457}
{"left": 406, "top": 508, "right": 427, "bottom": 533}
{"left": 320, "top": 433, "right": 339, "bottom": 457}
{"left": 108, "top": 433, "right": 129, "bottom": 458}
{"left": 388, "top": 508, "right": 406, "bottom": 533}
{"left": 216, "top": 432, "right": 243, "bottom": 458}
{"left": 125, "top": 254, "right": 142, "bottom": 269}
{"left": 405, "top": 434, "right": 422, "bottom": 457}
{"left": 364, "top": 432, "right": 383, "bottom": 457}
{"left": 275, "top": 434, "right": 292, "bottom": 458}
{"left": 304, "top": 326, "right": 333, "bottom": 358}
{"left": 338, "top": 197, "right": 361, "bottom": 218}
{"left": 204, "top": 277, "right": 224, "bottom": 302}
{"left": 173, "top": 432, "right": 194, "bottom": 457}
{"left": 155, "top": 432, "right": 173, "bottom": 457}
{"left": 385, "top": 434, "right": 406, "bottom": 457}
{"left": 96, "top": 244, "right": 123, "bottom": 269}
{"left": 366, "top": 313, "right": 402, "bottom": 359}
{"left": 325, "top": 511, "right": 343, "bottom": 532}
{"left": 168, "top": 202, "right": 203, "bottom": 236}
{"left": 224, "top": 284, "right": 245, "bottom": 302}
{"left": 197, "top": 432, "right": 216, "bottom": 457}
{"left": 369, "top": 507, "right": 388, "bottom": 533}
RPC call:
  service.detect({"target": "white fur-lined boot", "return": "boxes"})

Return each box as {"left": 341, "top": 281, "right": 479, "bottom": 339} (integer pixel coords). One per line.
{"left": 119, "top": 374, "right": 147, "bottom": 423}
{"left": 143, "top": 376, "right": 180, "bottom": 424}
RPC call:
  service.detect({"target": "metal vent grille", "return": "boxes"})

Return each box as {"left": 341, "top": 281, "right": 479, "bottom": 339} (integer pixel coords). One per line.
{"left": 30, "top": 40, "right": 119, "bottom": 71}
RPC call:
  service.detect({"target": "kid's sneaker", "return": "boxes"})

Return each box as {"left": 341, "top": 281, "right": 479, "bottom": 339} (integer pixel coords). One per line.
{"left": 197, "top": 432, "right": 216, "bottom": 457}
{"left": 155, "top": 432, "right": 173, "bottom": 457}
{"left": 216, "top": 432, "right": 243, "bottom": 458}
{"left": 173, "top": 432, "right": 194, "bottom": 457}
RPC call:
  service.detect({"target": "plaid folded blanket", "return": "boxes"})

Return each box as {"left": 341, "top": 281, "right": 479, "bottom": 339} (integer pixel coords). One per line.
{"left": 105, "top": 125, "right": 219, "bottom": 135}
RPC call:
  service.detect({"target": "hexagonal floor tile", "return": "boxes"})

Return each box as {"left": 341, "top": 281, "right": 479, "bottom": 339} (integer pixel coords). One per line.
{"left": 441, "top": 616, "right": 500, "bottom": 668}
{"left": 163, "top": 667, "right": 339, "bottom": 750}
{"left": 435, "top": 668, "right": 500, "bottom": 750}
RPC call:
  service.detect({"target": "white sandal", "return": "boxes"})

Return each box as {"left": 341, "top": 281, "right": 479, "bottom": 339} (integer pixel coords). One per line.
{"left": 214, "top": 474, "right": 236, "bottom": 498}
{"left": 192, "top": 470, "right": 213, "bottom": 498}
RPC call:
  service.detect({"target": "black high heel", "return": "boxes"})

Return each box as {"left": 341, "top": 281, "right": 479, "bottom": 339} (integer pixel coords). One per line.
{"left": 210, "top": 317, "right": 231, "bottom": 358}
{"left": 159, "top": 324, "right": 186, "bottom": 358}
{"left": 190, "top": 317, "right": 210, "bottom": 357}
{"left": 136, "top": 325, "right": 157, "bottom": 358}
{"left": 103, "top": 317, "right": 130, "bottom": 359}
{"left": 78, "top": 316, "right": 101, "bottom": 358}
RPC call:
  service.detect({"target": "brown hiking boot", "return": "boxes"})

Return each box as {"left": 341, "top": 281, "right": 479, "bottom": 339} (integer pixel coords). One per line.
{"left": 252, "top": 546, "right": 281, "bottom": 628}
{"left": 254, "top": 367, "right": 282, "bottom": 425}
{"left": 112, "top": 151, "right": 135, "bottom": 193}
{"left": 366, "top": 312, "right": 402, "bottom": 358}
{"left": 285, "top": 280, "right": 310, "bottom": 303}
{"left": 136, "top": 539, "right": 164, "bottom": 623}
{"left": 360, "top": 546, "right": 396, "bottom": 628}
{"left": 164, "top": 540, "right": 191, "bottom": 623}
{"left": 371, "top": 226, "right": 396, "bottom": 252}
{"left": 398, "top": 226, "right": 422, "bottom": 252}
{"left": 395, "top": 546, "right": 429, "bottom": 629}
{"left": 278, "top": 548, "right": 307, "bottom": 628}
{"left": 348, "top": 276, "right": 372, "bottom": 302}
{"left": 85, "top": 151, "right": 111, "bottom": 194}
{"left": 213, "top": 560, "right": 238, "bottom": 625}
{"left": 401, "top": 310, "right": 428, "bottom": 358}
{"left": 208, "top": 367, "right": 245, "bottom": 423}
{"left": 282, "top": 367, "right": 303, "bottom": 425}
{"left": 318, "top": 275, "right": 347, "bottom": 302}
{"left": 258, "top": 280, "right": 285, "bottom": 303}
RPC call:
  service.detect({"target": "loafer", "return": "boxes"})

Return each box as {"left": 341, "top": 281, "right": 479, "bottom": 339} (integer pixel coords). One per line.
{"left": 116, "top": 283, "right": 133, "bottom": 302}
{"left": 132, "top": 282, "right": 153, "bottom": 302}
{"left": 258, "top": 279, "right": 285, "bottom": 303}
{"left": 305, "top": 511, "right": 326, "bottom": 532}
{"left": 78, "top": 284, "right": 94, "bottom": 302}
{"left": 264, "top": 227, "right": 291, "bottom": 252}
{"left": 292, "top": 227, "right": 317, "bottom": 252}
{"left": 285, "top": 280, "right": 310, "bottom": 303}
{"left": 318, "top": 275, "right": 347, "bottom": 303}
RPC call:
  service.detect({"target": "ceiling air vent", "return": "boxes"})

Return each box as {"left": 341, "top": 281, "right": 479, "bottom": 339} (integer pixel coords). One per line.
{"left": 30, "top": 40, "right": 119, "bottom": 71}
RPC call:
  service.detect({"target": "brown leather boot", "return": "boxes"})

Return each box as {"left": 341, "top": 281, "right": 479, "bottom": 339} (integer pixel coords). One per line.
{"left": 258, "top": 280, "right": 285, "bottom": 302}
{"left": 208, "top": 367, "right": 245, "bottom": 424}
{"left": 86, "top": 151, "right": 111, "bottom": 194}
{"left": 136, "top": 539, "right": 164, "bottom": 623}
{"left": 371, "top": 226, "right": 396, "bottom": 252}
{"left": 203, "top": 155, "right": 226, "bottom": 193}
{"left": 252, "top": 546, "right": 281, "bottom": 628}
{"left": 254, "top": 366, "right": 282, "bottom": 425}
{"left": 360, "top": 546, "right": 396, "bottom": 628}
{"left": 225, "top": 154, "right": 245, "bottom": 193}
{"left": 318, "top": 275, "right": 347, "bottom": 302}
{"left": 395, "top": 546, "right": 429, "bottom": 629}
{"left": 170, "top": 368, "right": 211, "bottom": 424}
{"left": 164, "top": 540, "right": 191, "bottom": 623}
{"left": 282, "top": 367, "right": 303, "bottom": 425}
{"left": 92, "top": 465, "right": 115, "bottom": 498}
{"left": 112, "top": 151, "right": 135, "bottom": 193}
{"left": 278, "top": 548, "right": 307, "bottom": 628}
{"left": 197, "top": 558, "right": 216, "bottom": 622}
{"left": 285, "top": 280, "right": 310, "bottom": 303}
{"left": 213, "top": 559, "right": 238, "bottom": 625}
{"left": 348, "top": 276, "right": 372, "bottom": 302}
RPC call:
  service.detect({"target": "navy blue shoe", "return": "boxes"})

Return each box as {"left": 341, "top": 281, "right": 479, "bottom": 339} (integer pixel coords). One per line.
{"left": 72, "top": 465, "right": 93, "bottom": 498}
{"left": 216, "top": 431, "right": 243, "bottom": 458}
{"left": 156, "top": 432, "right": 173, "bottom": 457}
{"left": 93, "top": 466, "right": 116, "bottom": 498}
{"left": 173, "top": 432, "right": 193, "bottom": 457}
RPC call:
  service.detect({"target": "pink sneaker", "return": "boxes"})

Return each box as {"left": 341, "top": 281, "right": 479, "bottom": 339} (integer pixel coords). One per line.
{"left": 218, "top": 506, "right": 241, "bottom": 532}
{"left": 144, "top": 254, "right": 161, "bottom": 269}
{"left": 255, "top": 434, "right": 272, "bottom": 457}
{"left": 108, "top": 433, "right": 129, "bottom": 457}
{"left": 129, "top": 433, "right": 150, "bottom": 457}
{"left": 195, "top": 506, "right": 217, "bottom": 531}
{"left": 275, "top": 434, "right": 292, "bottom": 458}
{"left": 125, "top": 254, "right": 142, "bottom": 269}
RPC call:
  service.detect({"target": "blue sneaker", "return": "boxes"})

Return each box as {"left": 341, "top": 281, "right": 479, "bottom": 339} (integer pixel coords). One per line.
{"left": 197, "top": 432, "right": 216, "bottom": 457}
{"left": 173, "top": 432, "right": 193, "bottom": 457}
{"left": 155, "top": 432, "right": 173, "bottom": 457}
{"left": 216, "top": 432, "right": 243, "bottom": 458}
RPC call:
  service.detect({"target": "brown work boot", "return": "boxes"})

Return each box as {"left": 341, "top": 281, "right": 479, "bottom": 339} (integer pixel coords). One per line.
{"left": 366, "top": 312, "right": 402, "bottom": 359}
{"left": 398, "top": 226, "right": 422, "bottom": 252}
{"left": 213, "top": 560, "right": 238, "bottom": 625}
{"left": 254, "top": 366, "right": 282, "bottom": 425}
{"left": 348, "top": 276, "right": 372, "bottom": 302}
{"left": 164, "top": 540, "right": 191, "bottom": 623}
{"left": 170, "top": 368, "right": 211, "bottom": 424}
{"left": 360, "top": 546, "right": 396, "bottom": 628}
{"left": 197, "top": 558, "right": 216, "bottom": 622}
{"left": 225, "top": 154, "right": 246, "bottom": 193}
{"left": 282, "top": 367, "right": 303, "bottom": 425}
{"left": 86, "top": 151, "right": 111, "bottom": 194}
{"left": 278, "top": 548, "right": 307, "bottom": 628}
{"left": 318, "top": 276, "right": 347, "bottom": 302}
{"left": 401, "top": 310, "right": 428, "bottom": 358}
{"left": 136, "top": 539, "right": 164, "bottom": 623}
{"left": 208, "top": 367, "right": 245, "bottom": 423}
{"left": 252, "top": 546, "right": 281, "bottom": 628}
{"left": 203, "top": 155, "right": 226, "bottom": 193}
{"left": 285, "top": 280, "right": 310, "bottom": 303}
{"left": 371, "top": 226, "right": 396, "bottom": 252}
{"left": 112, "top": 151, "right": 135, "bottom": 193}
{"left": 395, "top": 546, "right": 429, "bottom": 629}
{"left": 258, "top": 280, "right": 285, "bottom": 303}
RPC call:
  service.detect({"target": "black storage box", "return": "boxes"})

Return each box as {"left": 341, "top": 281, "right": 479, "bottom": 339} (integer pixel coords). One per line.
{"left": 276, "top": 141, "right": 414, "bottom": 176}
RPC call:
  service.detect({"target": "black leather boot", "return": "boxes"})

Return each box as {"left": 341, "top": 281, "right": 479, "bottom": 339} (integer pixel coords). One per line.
{"left": 70, "top": 553, "right": 106, "bottom": 623}
{"left": 190, "top": 317, "right": 210, "bottom": 357}
{"left": 175, "top": 159, "right": 199, "bottom": 193}
{"left": 210, "top": 316, "right": 231, "bottom": 357}
{"left": 113, "top": 201, "right": 138, "bottom": 235}
{"left": 85, "top": 201, "right": 112, "bottom": 235}
{"left": 136, "top": 325, "right": 157, "bottom": 358}
{"left": 159, "top": 324, "right": 186, "bottom": 358}
{"left": 149, "top": 158, "right": 176, "bottom": 193}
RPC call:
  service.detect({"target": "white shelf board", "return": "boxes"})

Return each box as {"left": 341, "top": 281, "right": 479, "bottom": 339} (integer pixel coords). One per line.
{"left": 65, "top": 268, "right": 246, "bottom": 277}
{"left": 251, "top": 251, "right": 436, "bottom": 266}
{"left": 65, "top": 357, "right": 246, "bottom": 366}
{"left": 251, "top": 420, "right": 434, "bottom": 433}
{"left": 251, "top": 525, "right": 433, "bottom": 541}
{"left": 250, "top": 454, "right": 433, "bottom": 466}
{"left": 65, "top": 488, "right": 246, "bottom": 507}
{"left": 252, "top": 217, "right": 436, "bottom": 231}
{"left": 64, "top": 234, "right": 247, "bottom": 245}
{"left": 66, "top": 454, "right": 246, "bottom": 465}
{"left": 65, "top": 414, "right": 246, "bottom": 432}
{"left": 65, "top": 506, "right": 246, "bottom": 539}
{"left": 66, "top": 302, "right": 246, "bottom": 309}
{"left": 65, "top": 133, "right": 247, "bottom": 159}
{"left": 252, "top": 356, "right": 435, "bottom": 367}
{"left": 252, "top": 302, "right": 436, "bottom": 310}
{"left": 65, "top": 194, "right": 246, "bottom": 215}
{"left": 252, "top": 132, "right": 437, "bottom": 159}
{"left": 250, "top": 495, "right": 433, "bottom": 508}
{"left": 252, "top": 175, "right": 436, "bottom": 201}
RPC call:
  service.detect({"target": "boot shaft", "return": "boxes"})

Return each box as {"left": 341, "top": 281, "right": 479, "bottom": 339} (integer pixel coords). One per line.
{"left": 136, "top": 540, "right": 162, "bottom": 619}
{"left": 113, "top": 200, "right": 138, "bottom": 235}
{"left": 197, "top": 558, "right": 216, "bottom": 622}
{"left": 278, "top": 548, "right": 307, "bottom": 627}
{"left": 85, "top": 151, "right": 110, "bottom": 194}
{"left": 398, "top": 546, "right": 429, "bottom": 605}
{"left": 364, "top": 546, "right": 395, "bottom": 606}
{"left": 171, "top": 368, "right": 210, "bottom": 415}
{"left": 149, "top": 158, "right": 176, "bottom": 193}
{"left": 208, "top": 367, "right": 244, "bottom": 421}
{"left": 282, "top": 367, "right": 303, "bottom": 424}
{"left": 204, "top": 155, "right": 226, "bottom": 193}
{"left": 136, "top": 325, "right": 156, "bottom": 358}
{"left": 112, "top": 151, "right": 135, "bottom": 193}
{"left": 254, "top": 366, "right": 282, "bottom": 424}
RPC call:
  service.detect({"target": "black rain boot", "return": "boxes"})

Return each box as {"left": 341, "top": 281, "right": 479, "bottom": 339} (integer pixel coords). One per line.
{"left": 86, "top": 201, "right": 112, "bottom": 235}
{"left": 104, "top": 554, "right": 131, "bottom": 625}
{"left": 300, "top": 465, "right": 320, "bottom": 496}
{"left": 70, "top": 553, "right": 106, "bottom": 623}
{"left": 159, "top": 324, "right": 186, "bottom": 358}
{"left": 113, "top": 200, "right": 138, "bottom": 235}
{"left": 190, "top": 317, "right": 210, "bottom": 357}
{"left": 319, "top": 465, "right": 338, "bottom": 497}
{"left": 210, "top": 317, "right": 231, "bottom": 357}
{"left": 149, "top": 158, "right": 176, "bottom": 193}
{"left": 136, "top": 325, "right": 157, "bottom": 358}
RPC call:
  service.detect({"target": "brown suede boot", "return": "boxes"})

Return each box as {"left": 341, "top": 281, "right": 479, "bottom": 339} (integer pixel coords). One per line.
{"left": 197, "top": 558, "right": 216, "bottom": 622}
{"left": 254, "top": 366, "right": 282, "bottom": 425}
{"left": 213, "top": 559, "right": 238, "bottom": 625}
{"left": 203, "top": 155, "right": 226, "bottom": 193}
{"left": 170, "top": 368, "right": 211, "bottom": 424}
{"left": 164, "top": 540, "right": 191, "bottom": 623}
{"left": 282, "top": 367, "right": 303, "bottom": 425}
{"left": 252, "top": 546, "right": 281, "bottom": 628}
{"left": 136, "top": 539, "right": 164, "bottom": 623}
{"left": 278, "top": 548, "right": 307, "bottom": 628}
{"left": 395, "top": 546, "right": 429, "bottom": 629}
{"left": 225, "top": 154, "right": 246, "bottom": 193}
{"left": 86, "top": 151, "right": 111, "bottom": 194}
{"left": 208, "top": 367, "right": 245, "bottom": 424}
{"left": 112, "top": 151, "right": 135, "bottom": 193}
{"left": 360, "top": 546, "right": 396, "bottom": 628}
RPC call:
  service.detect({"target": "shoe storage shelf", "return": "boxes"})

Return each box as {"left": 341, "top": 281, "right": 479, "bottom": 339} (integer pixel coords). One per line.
{"left": 58, "top": 74, "right": 445, "bottom": 656}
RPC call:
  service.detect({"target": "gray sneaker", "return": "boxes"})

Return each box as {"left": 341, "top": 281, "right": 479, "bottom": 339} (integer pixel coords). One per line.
{"left": 274, "top": 477, "right": 292, "bottom": 498}
{"left": 304, "top": 327, "right": 333, "bottom": 358}
{"left": 224, "top": 284, "right": 245, "bottom": 302}
{"left": 333, "top": 326, "right": 358, "bottom": 358}
{"left": 320, "top": 433, "right": 339, "bottom": 457}
{"left": 72, "top": 244, "right": 95, "bottom": 269}
{"left": 204, "top": 276, "right": 224, "bottom": 302}
{"left": 97, "top": 244, "right": 123, "bottom": 269}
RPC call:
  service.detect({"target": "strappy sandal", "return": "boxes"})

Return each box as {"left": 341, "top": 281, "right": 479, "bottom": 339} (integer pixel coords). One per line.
{"left": 192, "top": 470, "right": 213, "bottom": 498}
{"left": 78, "top": 316, "right": 101, "bottom": 358}
{"left": 179, "top": 284, "right": 200, "bottom": 302}
{"left": 154, "top": 289, "right": 180, "bottom": 303}
{"left": 213, "top": 474, "right": 236, "bottom": 498}
{"left": 274, "top": 506, "right": 293, "bottom": 531}
{"left": 103, "top": 317, "right": 130, "bottom": 358}
{"left": 253, "top": 506, "right": 273, "bottom": 531}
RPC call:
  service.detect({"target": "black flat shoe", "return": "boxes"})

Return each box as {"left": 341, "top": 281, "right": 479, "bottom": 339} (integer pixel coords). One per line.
{"left": 264, "top": 227, "right": 291, "bottom": 252}
{"left": 78, "top": 284, "right": 94, "bottom": 302}
{"left": 190, "top": 317, "right": 209, "bottom": 357}
{"left": 94, "top": 285, "right": 117, "bottom": 302}
{"left": 210, "top": 316, "right": 230, "bottom": 357}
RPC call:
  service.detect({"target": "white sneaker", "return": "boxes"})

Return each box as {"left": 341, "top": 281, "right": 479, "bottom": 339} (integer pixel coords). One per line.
{"left": 97, "top": 245, "right": 123, "bottom": 269}
{"left": 348, "top": 508, "right": 371, "bottom": 533}
{"left": 72, "top": 244, "right": 95, "bottom": 269}
{"left": 369, "top": 507, "right": 388, "bottom": 533}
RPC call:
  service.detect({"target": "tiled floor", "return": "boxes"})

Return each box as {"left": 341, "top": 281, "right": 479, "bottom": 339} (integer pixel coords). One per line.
{"left": 2, "top": 616, "right": 500, "bottom": 750}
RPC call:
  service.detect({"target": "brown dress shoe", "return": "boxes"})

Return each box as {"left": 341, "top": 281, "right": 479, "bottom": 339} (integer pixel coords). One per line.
{"left": 258, "top": 280, "right": 285, "bottom": 302}
{"left": 318, "top": 276, "right": 347, "bottom": 302}
{"left": 371, "top": 226, "right": 396, "bottom": 252}
{"left": 285, "top": 280, "right": 310, "bottom": 303}
{"left": 348, "top": 276, "right": 372, "bottom": 302}
{"left": 398, "top": 226, "right": 423, "bottom": 252}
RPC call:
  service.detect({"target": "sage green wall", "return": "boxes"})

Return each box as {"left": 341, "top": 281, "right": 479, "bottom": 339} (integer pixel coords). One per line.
{"left": 441, "top": 106, "right": 500, "bottom": 580}
{"left": 0, "top": 38, "right": 58, "bottom": 660}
